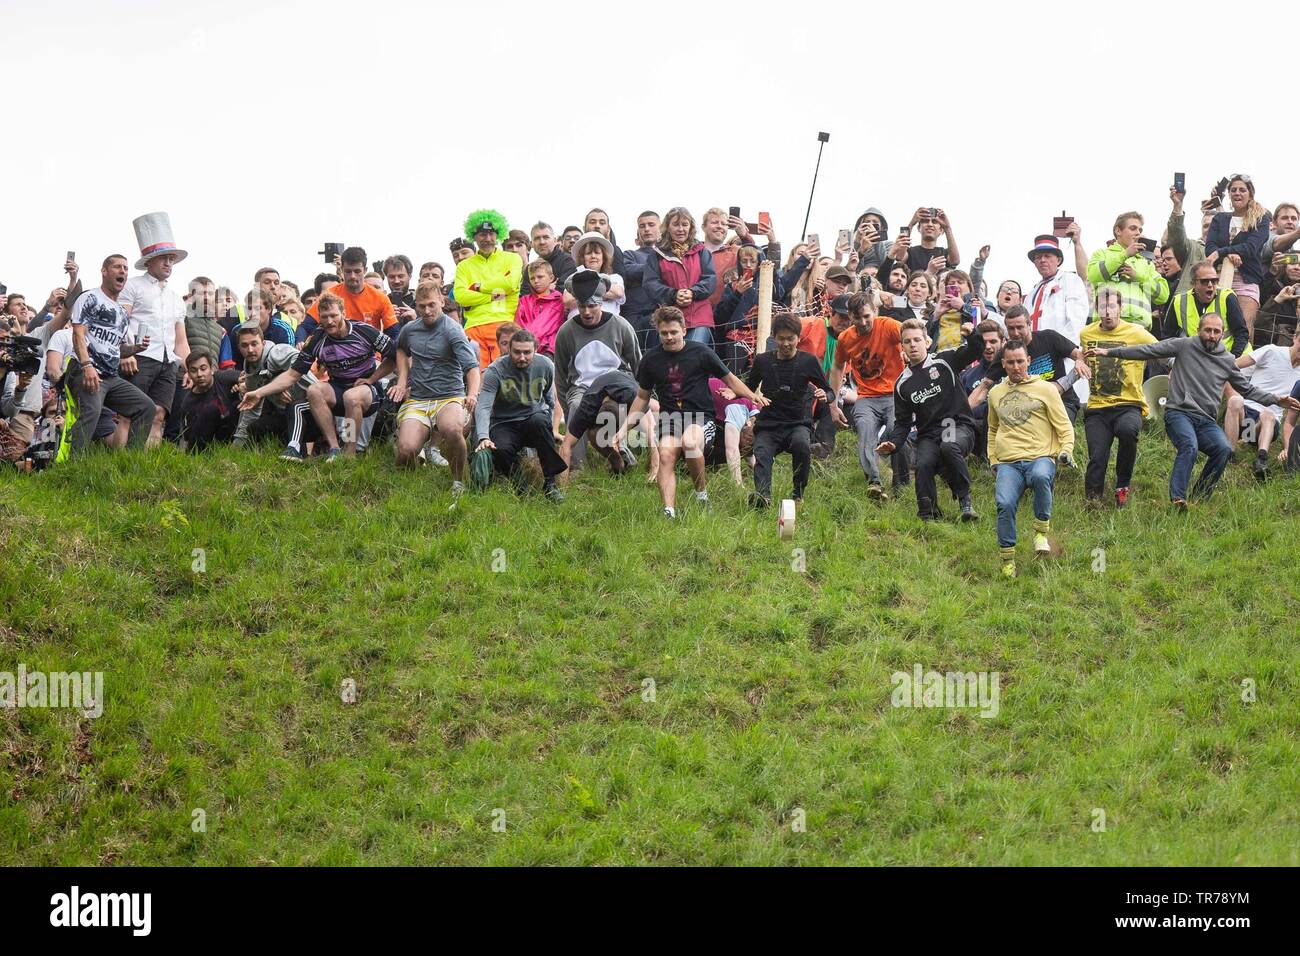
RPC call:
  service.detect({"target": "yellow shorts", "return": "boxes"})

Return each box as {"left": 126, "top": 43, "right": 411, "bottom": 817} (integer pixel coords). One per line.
{"left": 397, "top": 397, "right": 466, "bottom": 429}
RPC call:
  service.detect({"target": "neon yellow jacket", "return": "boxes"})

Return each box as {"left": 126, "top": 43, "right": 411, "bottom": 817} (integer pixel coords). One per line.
{"left": 453, "top": 250, "right": 523, "bottom": 330}
{"left": 1086, "top": 243, "right": 1169, "bottom": 330}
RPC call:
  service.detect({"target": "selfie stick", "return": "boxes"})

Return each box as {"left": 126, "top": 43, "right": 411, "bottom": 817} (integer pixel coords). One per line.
{"left": 800, "top": 132, "right": 830, "bottom": 241}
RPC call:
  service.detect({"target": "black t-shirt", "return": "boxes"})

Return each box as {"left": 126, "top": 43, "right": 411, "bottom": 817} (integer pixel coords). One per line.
{"left": 637, "top": 341, "right": 731, "bottom": 416}
{"left": 1025, "top": 329, "right": 1078, "bottom": 404}
{"left": 745, "top": 350, "right": 830, "bottom": 430}
{"left": 907, "top": 245, "right": 949, "bottom": 273}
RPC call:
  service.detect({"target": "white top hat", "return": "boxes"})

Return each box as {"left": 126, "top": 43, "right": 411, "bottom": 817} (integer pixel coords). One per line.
{"left": 132, "top": 211, "right": 188, "bottom": 271}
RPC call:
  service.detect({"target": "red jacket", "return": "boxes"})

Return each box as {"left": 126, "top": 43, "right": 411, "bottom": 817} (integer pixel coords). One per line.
{"left": 644, "top": 244, "right": 717, "bottom": 329}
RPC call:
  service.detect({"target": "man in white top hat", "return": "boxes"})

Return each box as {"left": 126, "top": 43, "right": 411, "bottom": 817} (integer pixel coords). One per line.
{"left": 120, "top": 211, "right": 191, "bottom": 446}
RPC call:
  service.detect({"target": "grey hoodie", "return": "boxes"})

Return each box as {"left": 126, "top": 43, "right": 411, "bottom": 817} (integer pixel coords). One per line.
{"left": 1112, "top": 336, "right": 1280, "bottom": 419}
{"left": 856, "top": 207, "right": 893, "bottom": 274}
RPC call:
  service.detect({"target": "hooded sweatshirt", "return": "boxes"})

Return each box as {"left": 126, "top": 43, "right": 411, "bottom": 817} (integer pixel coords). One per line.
{"left": 855, "top": 207, "right": 893, "bottom": 275}
{"left": 551, "top": 310, "right": 642, "bottom": 407}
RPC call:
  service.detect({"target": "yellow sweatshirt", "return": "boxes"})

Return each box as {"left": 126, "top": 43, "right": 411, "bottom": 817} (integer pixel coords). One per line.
{"left": 986, "top": 376, "right": 1075, "bottom": 466}
{"left": 453, "top": 249, "right": 523, "bottom": 330}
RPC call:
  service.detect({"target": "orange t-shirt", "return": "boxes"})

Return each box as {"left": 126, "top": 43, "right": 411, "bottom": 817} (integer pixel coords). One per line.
{"left": 798, "top": 316, "right": 828, "bottom": 362}
{"left": 308, "top": 284, "right": 396, "bottom": 331}
{"left": 835, "top": 317, "right": 903, "bottom": 397}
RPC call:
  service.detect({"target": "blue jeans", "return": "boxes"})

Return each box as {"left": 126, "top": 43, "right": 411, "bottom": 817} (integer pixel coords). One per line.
{"left": 686, "top": 326, "right": 713, "bottom": 345}
{"left": 1163, "top": 408, "right": 1232, "bottom": 502}
{"left": 995, "top": 457, "right": 1055, "bottom": 548}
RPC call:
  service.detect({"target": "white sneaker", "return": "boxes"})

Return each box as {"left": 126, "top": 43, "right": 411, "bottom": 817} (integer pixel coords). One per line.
{"left": 428, "top": 446, "right": 449, "bottom": 467}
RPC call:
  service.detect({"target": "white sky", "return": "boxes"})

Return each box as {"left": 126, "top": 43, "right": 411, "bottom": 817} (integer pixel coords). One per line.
{"left": 3, "top": 0, "right": 1295, "bottom": 304}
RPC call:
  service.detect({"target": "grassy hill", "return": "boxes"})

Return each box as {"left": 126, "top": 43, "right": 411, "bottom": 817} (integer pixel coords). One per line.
{"left": 2, "top": 426, "right": 1298, "bottom": 865}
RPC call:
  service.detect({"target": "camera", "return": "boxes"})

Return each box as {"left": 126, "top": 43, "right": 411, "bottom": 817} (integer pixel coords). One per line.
{"left": 0, "top": 334, "right": 42, "bottom": 375}
{"left": 319, "top": 242, "right": 345, "bottom": 260}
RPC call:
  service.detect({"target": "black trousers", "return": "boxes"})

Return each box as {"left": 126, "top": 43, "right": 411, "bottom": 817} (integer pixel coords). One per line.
{"left": 490, "top": 410, "right": 566, "bottom": 479}
{"left": 753, "top": 422, "right": 813, "bottom": 499}
{"left": 913, "top": 423, "right": 975, "bottom": 514}
{"left": 1084, "top": 404, "right": 1142, "bottom": 497}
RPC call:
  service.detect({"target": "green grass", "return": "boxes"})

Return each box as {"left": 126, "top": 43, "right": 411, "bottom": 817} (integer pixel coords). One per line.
{"left": 2, "top": 424, "right": 1298, "bottom": 865}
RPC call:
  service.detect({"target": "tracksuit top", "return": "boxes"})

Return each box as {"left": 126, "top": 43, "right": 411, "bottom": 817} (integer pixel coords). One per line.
{"left": 887, "top": 329, "right": 983, "bottom": 448}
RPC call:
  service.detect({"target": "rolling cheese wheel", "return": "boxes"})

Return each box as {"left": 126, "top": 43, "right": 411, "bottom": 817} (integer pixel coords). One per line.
{"left": 778, "top": 499, "right": 796, "bottom": 540}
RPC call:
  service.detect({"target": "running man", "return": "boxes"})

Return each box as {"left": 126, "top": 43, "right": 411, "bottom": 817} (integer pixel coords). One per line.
{"left": 746, "top": 312, "right": 847, "bottom": 507}
{"left": 986, "top": 339, "right": 1075, "bottom": 577}
{"left": 615, "top": 306, "right": 765, "bottom": 518}
{"left": 875, "top": 318, "right": 984, "bottom": 521}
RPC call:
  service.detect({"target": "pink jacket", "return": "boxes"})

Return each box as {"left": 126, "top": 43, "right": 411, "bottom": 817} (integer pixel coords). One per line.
{"left": 515, "top": 289, "right": 566, "bottom": 354}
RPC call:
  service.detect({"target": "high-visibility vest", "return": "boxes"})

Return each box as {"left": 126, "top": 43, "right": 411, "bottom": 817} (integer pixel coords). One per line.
{"left": 1170, "top": 289, "right": 1249, "bottom": 355}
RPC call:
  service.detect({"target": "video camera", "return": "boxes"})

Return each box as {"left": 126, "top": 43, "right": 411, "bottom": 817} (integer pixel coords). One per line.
{"left": 0, "top": 334, "right": 42, "bottom": 375}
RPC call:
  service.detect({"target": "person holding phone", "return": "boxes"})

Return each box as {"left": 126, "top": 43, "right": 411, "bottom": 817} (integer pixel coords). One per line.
{"left": 714, "top": 243, "right": 810, "bottom": 375}
{"left": 888, "top": 207, "right": 960, "bottom": 276}
{"left": 1258, "top": 257, "right": 1300, "bottom": 347}
{"left": 852, "top": 208, "right": 893, "bottom": 276}
{"left": 1205, "top": 175, "right": 1271, "bottom": 340}
{"left": 1087, "top": 211, "right": 1169, "bottom": 330}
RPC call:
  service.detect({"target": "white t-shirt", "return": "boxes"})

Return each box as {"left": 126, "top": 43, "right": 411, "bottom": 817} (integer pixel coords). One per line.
{"left": 566, "top": 270, "right": 626, "bottom": 319}
{"left": 1243, "top": 344, "right": 1300, "bottom": 417}
{"left": 70, "top": 288, "right": 131, "bottom": 375}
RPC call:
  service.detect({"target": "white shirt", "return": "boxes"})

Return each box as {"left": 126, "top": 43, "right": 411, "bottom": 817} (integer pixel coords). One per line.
{"left": 1243, "top": 344, "right": 1300, "bottom": 418}
{"left": 1027, "top": 268, "right": 1091, "bottom": 402}
{"left": 120, "top": 273, "right": 186, "bottom": 363}
{"left": 565, "top": 270, "right": 626, "bottom": 319}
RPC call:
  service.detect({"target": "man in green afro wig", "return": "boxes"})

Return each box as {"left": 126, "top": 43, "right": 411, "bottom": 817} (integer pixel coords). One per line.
{"left": 463, "top": 208, "right": 509, "bottom": 241}
{"left": 453, "top": 208, "right": 523, "bottom": 367}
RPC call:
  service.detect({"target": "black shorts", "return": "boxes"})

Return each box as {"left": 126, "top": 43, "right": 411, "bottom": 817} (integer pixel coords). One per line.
{"left": 126, "top": 355, "right": 177, "bottom": 408}
{"left": 326, "top": 379, "right": 385, "bottom": 416}
{"left": 657, "top": 413, "right": 716, "bottom": 451}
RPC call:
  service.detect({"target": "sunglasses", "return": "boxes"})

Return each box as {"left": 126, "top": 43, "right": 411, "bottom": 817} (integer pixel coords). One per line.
{"left": 1195, "top": 277, "right": 1219, "bottom": 284}
{"left": 1230, "top": 173, "right": 1253, "bottom": 184}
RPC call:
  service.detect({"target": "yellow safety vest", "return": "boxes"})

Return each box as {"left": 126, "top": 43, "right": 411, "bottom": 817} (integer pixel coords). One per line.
{"left": 1171, "top": 289, "right": 1249, "bottom": 355}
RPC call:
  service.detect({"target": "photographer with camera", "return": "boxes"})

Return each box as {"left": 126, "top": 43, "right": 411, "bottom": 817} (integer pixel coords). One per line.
{"left": 1, "top": 260, "right": 80, "bottom": 464}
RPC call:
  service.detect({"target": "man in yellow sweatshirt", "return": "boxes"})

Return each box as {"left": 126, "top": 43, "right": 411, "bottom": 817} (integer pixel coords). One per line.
{"left": 987, "top": 339, "right": 1075, "bottom": 577}
{"left": 453, "top": 208, "right": 523, "bottom": 368}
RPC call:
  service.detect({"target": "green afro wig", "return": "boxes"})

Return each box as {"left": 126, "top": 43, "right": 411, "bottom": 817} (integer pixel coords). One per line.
{"left": 463, "top": 208, "right": 509, "bottom": 241}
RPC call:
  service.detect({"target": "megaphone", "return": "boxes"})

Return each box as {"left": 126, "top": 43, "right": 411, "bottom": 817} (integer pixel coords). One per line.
{"left": 1143, "top": 374, "right": 1170, "bottom": 422}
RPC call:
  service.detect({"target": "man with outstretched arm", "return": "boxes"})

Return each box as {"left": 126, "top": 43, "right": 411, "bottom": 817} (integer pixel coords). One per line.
{"left": 1089, "top": 313, "right": 1300, "bottom": 509}
{"left": 614, "top": 306, "right": 766, "bottom": 519}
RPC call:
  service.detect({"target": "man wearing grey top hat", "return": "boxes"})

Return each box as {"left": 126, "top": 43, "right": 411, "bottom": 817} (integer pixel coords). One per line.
{"left": 120, "top": 211, "right": 191, "bottom": 446}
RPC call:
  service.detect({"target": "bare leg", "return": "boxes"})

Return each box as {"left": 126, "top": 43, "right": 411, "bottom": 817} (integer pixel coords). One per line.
{"left": 395, "top": 418, "right": 431, "bottom": 467}
{"left": 436, "top": 403, "right": 467, "bottom": 481}
{"left": 307, "top": 381, "right": 341, "bottom": 450}
{"left": 681, "top": 423, "right": 707, "bottom": 491}
{"left": 724, "top": 422, "right": 743, "bottom": 486}
{"left": 1224, "top": 394, "right": 1244, "bottom": 449}
{"left": 657, "top": 436, "right": 681, "bottom": 510}
{"left": 1241, "top": 297, "right": 1259, "bottom": 342}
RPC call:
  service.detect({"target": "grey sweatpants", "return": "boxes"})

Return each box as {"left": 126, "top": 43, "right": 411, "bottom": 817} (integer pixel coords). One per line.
{"left": 851, "top": 394, "right": 898, "bottom": 484}
{"left": 69, "top": 369, "right": 155, "bottom": 452}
